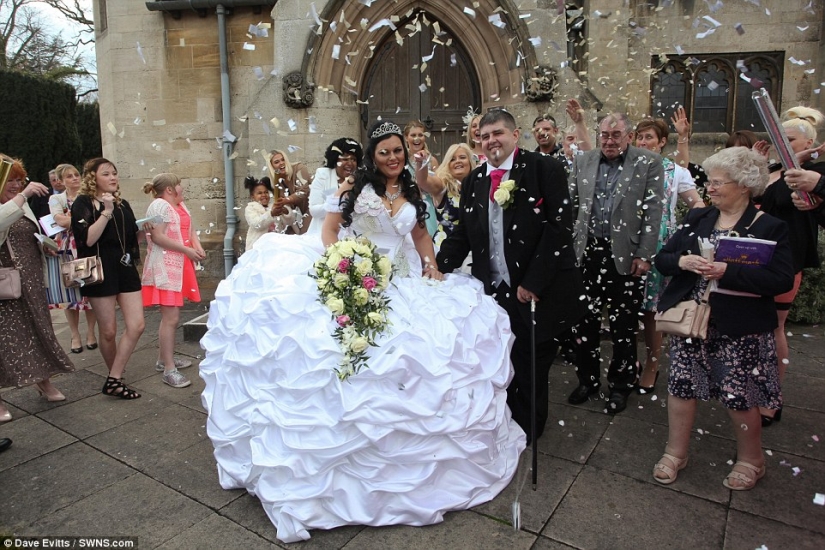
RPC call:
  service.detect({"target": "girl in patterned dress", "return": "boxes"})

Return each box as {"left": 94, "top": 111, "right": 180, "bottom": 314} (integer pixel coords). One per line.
{"left": 634, "top": 119, "right": 705, "bottom": 394}
{"left": 48, "top": 163, "right": 98, "bottom": 353}
{"left": 141, "top": 174, "right": 205, "bottom": 389}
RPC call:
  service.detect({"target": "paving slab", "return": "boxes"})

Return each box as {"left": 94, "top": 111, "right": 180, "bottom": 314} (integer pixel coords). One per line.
{"left": 131, "top": 362, "right": 206, "bottom": 407}
{"left": 538, "top": 403, "right": 612, "bottom": 464}
{"left": 84, "top": 403, "right": 208, "bottom": 467}
{"left": 342, "top": 510, "right": 537, "bottom": 550}
{"left": 139, "top": 438, "right": 245, "bottom": 510}
{"left": 0, "top": 415, "right": 77, "bottom": 473}
{"left": 26, "top": 472, "right": 212, "bottom": 547}
{"left": 760, "top": 407, "right": 825, "bottom": 461}
{"left": 531, "top": 536, "right": 580, "bottom": 550}
{"left": 587, "top": 414, "right": 735, "bottom": 504}
{"left": 724, "top": 509, "right": 825, "bottom": 550}
{"left": 157, "top": 512, "right": 279, "bottom": 550}
{"left": 729, "top": 450, "right": 825, "bottom": 535}
{"left": 0, "top": 442, "right": 133, "bottom": 531}
{"left": 219, "top": 493, "right": 365, "bottom": 548}
{"left": 782, "top": 371, "right": 825, "bottom": 411}
{"left": 473, "top": 452, "right": 582, "bottom": 533}
{"left": 37, "top": 389, "right": 173, "bottom": 441}
{"left": 543, "top": 466, "right": 728, "bottom": 550}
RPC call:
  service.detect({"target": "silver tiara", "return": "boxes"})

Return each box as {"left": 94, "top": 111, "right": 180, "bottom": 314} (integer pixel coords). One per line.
{"left": 370, "top": 121, "right": 402, "bottom": 140}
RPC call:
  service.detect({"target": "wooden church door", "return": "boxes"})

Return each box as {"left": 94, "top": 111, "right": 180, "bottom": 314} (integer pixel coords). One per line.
{"left": 362, "top": 12, "right": 480, "bottom": 161}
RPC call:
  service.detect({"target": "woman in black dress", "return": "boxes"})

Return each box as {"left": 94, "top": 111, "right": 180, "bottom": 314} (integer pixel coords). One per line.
{"left": 71, "top": 158, "right": 144, "bottom": 399}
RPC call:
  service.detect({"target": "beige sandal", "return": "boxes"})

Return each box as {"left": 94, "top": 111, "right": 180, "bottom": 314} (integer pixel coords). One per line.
{"left": 723, "top": 460, "right": 765, "bottom": 491}
{"left": 653, "top": 453, "right": 688, "bottom": 485}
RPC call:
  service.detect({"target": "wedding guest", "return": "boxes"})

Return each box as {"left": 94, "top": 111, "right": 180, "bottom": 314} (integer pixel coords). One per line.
{"left": 465, "top": 113, "right": 486, "bottom": 164}
{"left": 415, "top": 142, "right": 476, "bottom": 247}
{"left": 568, "top": 113, "right": 664, "bottom": 413}
{"left": 405, "top": 120, "right": 439, "bottom": 236}
{"left": 306, "top": 138, "right": 362, "bottom": 235}
{"left": 652, "top": 146, "right": 793, "bottom": 490}
{"left": 0, "top": 154, "right": 72, "bottom": 422}
{"left": 0, "top": 437, "right": 10, "bottom": 452}
{"left": 267, "top": 149, "right": 311, "bottom": 234}
{"left": 48, "top": 163, "right": 97, "bottom": 354}
{"left": 142, "top": 173, "right": 204, "bottom": 389}
{"left": 532, "top": 114, "right": 562, "bottom": 157}
{"left": 243, "top": 176, "right": 301, "bottom": 250}
{"left": 633, "top": 118, "right": 705, "bottom": 394}
{"left": 756, "top": 106, "right": 825, "bottom": 426}
{"left": 71, "top": 158, "right": 143, "bottom": 399}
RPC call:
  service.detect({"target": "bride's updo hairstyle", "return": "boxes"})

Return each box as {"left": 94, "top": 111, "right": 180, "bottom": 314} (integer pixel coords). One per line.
{"left": 339, "top": 120, "right": 428, "bottom": 228}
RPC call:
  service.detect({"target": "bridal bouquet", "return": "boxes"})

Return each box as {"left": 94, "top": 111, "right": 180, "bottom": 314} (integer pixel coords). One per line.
{"left": 312, "top": 237, "right": 393, "bottom": 381}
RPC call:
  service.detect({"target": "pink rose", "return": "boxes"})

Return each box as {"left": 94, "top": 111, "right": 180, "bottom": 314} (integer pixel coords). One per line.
{"left": 336, "top": 315, "right": 350, "bottom": 327}
{"left": 362, "top": 276, "right": 377, "bottom": 291}
{"left": 338, "top": 258, "right": 350, "bottom": 272}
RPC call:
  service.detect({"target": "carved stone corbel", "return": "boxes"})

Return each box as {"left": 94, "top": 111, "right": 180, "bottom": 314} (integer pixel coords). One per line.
{"left": 525, "top": 66, "right": 557, "bottom": 103}
{"left": 283, "top": 71, "right": 315, "bottom": 109}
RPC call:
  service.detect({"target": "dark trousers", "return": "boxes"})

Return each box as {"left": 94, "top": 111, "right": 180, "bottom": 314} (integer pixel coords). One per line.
{"left": 574, "top": 239, "right": 642, "bottom": 393}
{"left": 493, "top": 282, "right": 557, "bottom": 442}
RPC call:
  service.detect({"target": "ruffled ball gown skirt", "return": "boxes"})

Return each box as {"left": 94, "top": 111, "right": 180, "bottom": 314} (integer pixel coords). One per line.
{"left": 200, "top": 212, "right": 524, "bottom": 543}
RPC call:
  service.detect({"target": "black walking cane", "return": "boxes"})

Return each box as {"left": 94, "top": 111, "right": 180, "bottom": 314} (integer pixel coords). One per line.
{"left": 530, "top": 298, "right": 537, "bottom": 490}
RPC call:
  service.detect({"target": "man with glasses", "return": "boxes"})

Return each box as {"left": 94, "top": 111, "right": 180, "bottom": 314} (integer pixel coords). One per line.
{"left": 568, "top": 113, "right": 664, "bottom": 414}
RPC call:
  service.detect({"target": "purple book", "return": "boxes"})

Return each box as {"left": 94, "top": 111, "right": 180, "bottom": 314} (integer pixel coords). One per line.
{"left": 715, "top": 236, "right": 776, "bottom": 267}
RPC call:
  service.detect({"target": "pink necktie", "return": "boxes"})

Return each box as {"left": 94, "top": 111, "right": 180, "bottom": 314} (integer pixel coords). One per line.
{"left": 489, "top": 169, "right": 506, "bottom": 201}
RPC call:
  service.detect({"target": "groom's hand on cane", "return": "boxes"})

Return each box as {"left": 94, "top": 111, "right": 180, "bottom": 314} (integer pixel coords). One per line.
{"left": 517, "top": 286, "right": 538, "bottom": 303}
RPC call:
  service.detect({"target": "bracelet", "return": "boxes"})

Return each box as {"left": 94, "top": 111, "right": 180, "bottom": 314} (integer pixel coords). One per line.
{"left": 424, "top": 263, "right": 436, "bottom": 270}
{"left": 101, "top": 211, "right": 113, "bottom": 220}
{"left": 677, "top": 137, "right": 689, "bottom": 144}
{"left": 17, "top": 192, "right": 28, "bottom": 200}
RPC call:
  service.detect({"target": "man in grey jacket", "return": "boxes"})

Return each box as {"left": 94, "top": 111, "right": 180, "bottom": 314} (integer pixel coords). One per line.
{"left": 568, "top": 113, "right": 664, "bottom": 413}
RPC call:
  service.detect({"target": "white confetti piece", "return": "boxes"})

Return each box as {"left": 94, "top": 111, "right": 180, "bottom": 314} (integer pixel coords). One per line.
{"left": 332, "top": 44, "right": 341, "bottom": 60}
{"left": 814, "top": 493, "right": 825, "bottom": 506}
{"left": 734, "top": 23, "right": 745, "bottom": 35}
{"left": 252, "top": 67, "right": 264, "bottom": 80}
{"left": 558, "top": 420, "right": 565, "bottom": 426}
{"left": 463, "top": 7, "right": 475, "bottom": 18}
{"left": 288, "top": 119, "right": 297, "bottom": 132}
{"left": 813, "top": 435, "right": 820, "bottom": 442}
{"left": 242, "top": 42, "right": 256, "bottom": 51}
{"left": 308, "top": 116, "right": 318, "bottom": 133}
{"left": 368, "top": 18, "right": 396, "bottom": 33}
{"left": 107, "top": 122, "right": 117, "bottom": 135}
{"left": 152, "top": 119, "right": 166, "bottom": 126}
{"left": 707, "top": 80, "right": 719, "bottom": 91}
{"left": 136, "top": 42, "right": 146, "bottom": 64}
{"left": 792, "top": 467, "right": 801, "bottom": 476}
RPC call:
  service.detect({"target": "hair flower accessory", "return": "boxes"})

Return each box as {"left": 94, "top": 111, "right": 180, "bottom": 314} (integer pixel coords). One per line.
{"left": 493, "top": 179, "right": 517, "bottom": 209}
{"left": 312, "top": 237, "right": 393, "bottom": 381}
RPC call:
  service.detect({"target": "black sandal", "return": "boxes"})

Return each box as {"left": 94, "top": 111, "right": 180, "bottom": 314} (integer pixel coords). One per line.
{"left": 102, "top": 377, "right": 141, "bottom": 399}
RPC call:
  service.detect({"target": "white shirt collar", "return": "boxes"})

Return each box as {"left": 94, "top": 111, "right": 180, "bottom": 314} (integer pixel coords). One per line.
{"left": 487, "top": 148, "right": 517, "bottom": 174}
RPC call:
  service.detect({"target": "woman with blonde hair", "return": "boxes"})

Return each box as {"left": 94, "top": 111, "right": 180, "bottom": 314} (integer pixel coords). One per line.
{"left": 756, "top": 106, "right": 825, "bottom": 426}
{"left": 465, "top": 113, "right": 486, "bottom": 164}
{"left": 406, "top": 120, "right": 440, "bottom": 237}
{"left": 71, "top": 158, "right": 143, "bottom": 399}
{"left": 48, "top": 163, "right": 97, "bottom": 353}
{"left": 267, "top": 149, "right": 312, "bottom": 234}
{"left": 142, "top": 173, "right": 204, "bottom": 388}
{"left": 0, "top": 155, "right": 73, "bottom": 421}
{"left": 417, "top": 143, "right": 476, "bottom": 247}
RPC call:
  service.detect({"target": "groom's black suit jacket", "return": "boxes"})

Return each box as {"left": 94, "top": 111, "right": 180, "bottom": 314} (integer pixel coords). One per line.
{"left": 437, "top": 148, "right": 586, "bottom": 342}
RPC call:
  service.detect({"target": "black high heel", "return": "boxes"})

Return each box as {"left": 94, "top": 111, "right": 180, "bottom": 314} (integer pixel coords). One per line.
{"left": 761, "top": 407, "right": 782, "bottom": 427}
{"left": 636, "top": 371, "right": 660, "bottom": 395}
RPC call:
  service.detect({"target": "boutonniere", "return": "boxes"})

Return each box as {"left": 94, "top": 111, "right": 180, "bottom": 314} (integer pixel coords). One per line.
{"left": 493, "top": 179, "right": 517, "bottom": 209}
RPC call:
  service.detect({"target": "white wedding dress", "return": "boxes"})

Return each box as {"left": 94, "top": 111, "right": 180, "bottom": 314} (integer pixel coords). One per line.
{"left": 200, "top": 185, "right": 525, "bottom": 543}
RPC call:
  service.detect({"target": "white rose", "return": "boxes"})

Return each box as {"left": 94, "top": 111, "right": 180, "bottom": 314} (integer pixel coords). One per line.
{"left": 353, "top": 288, "right": 369, "bottom": 306}
{"left": 334, "top": 273, "right": 349, "bottom": 288}
{"left": 500, "top": 179, "right": 516, "bottom": 192}
{"left": 493, "top": 188, "right": 510, "bottom": 204}
{"left": 326, "top": 251, "right": 343, "bottom": 269}
{"left": 350, "top": 336, "right": 369, "bottom": 353}
{"left": 377, "top": 256, "right": 392, "bottom": 276}
{"left": 326, "top": 297, "right": 344, "bottom": 315}
{"left": 367, "top": 311, "right": 384, "bottom": 325}
{"left": 356, "top": 258, "right": 373, "bottom": 275}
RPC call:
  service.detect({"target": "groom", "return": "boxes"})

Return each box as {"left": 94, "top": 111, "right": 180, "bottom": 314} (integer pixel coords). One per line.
{"left": 437, "top": 109, "right": 586, "bottom": 442}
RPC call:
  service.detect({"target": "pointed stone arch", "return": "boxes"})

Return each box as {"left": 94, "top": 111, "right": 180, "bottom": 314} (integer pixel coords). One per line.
{"left": 299, "top": 0, "right": 540, "bottom": 108}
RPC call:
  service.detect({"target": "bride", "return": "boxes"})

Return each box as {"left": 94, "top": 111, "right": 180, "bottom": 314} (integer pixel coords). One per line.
{"left": 200, "top": 121, "right": 525, "bottom": 543}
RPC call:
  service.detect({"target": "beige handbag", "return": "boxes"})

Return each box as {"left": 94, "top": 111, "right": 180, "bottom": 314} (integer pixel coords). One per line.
{"left": 655, "top": 286, "right": 711, "bottom": 340}
{"left": 62, "top": 252, "right": 104, "bottom": 289}
{"left": 0, "top": 240, "right": 22, "bottom": 300}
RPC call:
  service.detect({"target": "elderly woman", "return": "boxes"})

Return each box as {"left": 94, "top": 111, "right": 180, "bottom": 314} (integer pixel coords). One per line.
{"left": 306, "top": 138, "right": 362, "bottom": 235}
{"left": 0, "top": 155, "right": 73, "bottom": 421}
{"left": 267, "top": 149, "right": 312, "bottom": 235}
{"left": 652, "top": 147, "right": 794, "bottom": 491}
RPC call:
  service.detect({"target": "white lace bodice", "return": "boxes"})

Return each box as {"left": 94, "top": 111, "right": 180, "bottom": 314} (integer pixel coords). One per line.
{"left": 325, "top": 185, "right": 421, "bottom": 277}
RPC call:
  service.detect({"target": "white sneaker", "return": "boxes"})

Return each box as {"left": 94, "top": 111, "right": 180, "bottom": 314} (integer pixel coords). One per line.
{"left": 155, "top": 357, "right": 194, "bottom": 372}
{"left": 161, "top": 368, "right": 191, "bottom": 388}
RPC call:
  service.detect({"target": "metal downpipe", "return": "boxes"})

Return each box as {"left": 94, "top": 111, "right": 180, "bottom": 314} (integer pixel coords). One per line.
{"left": 217, "top": 4, "right": 237, "bottom": 277}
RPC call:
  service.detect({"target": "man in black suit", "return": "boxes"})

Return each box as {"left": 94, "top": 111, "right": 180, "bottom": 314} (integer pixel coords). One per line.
{"left": 437, "top": 109, "right": 586, "bottom": 442}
